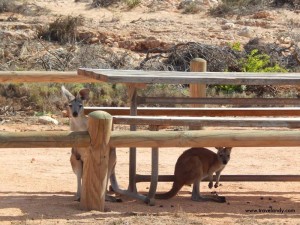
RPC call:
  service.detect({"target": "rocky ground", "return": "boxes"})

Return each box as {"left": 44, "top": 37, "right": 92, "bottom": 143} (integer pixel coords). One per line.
{"left": 0, "top": 0, "right": 300, "bottom": 71}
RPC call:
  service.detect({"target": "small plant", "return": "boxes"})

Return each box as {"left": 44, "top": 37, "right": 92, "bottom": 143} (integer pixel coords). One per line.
{"left": 209, "top": 2, "right": 232, "bottom": 17}
{"left": 213, "top": 84, "right": 247, "bottom": 94}
{"left": 183, "top": 2, "right": 201, "bottom": 14}
{"left": 228, "top": 42, "right": 242, "bottom": 51}
{"left": 124, "top": 0, "right": 141, "bottom": 9}
{"left": 241, "top": 49, "right": 288, "bottom": 72}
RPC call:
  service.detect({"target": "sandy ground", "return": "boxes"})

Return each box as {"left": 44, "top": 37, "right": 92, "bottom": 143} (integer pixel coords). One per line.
{"left": 0, "top": 123, "right": 299, "bottom": 225}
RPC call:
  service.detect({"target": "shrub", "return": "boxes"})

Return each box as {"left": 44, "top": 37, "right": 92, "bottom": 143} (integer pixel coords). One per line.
{"left": 38, "top": 16, "right": 84, "bottom": 44}
{"left": 241, "top": 49, "right": 288, "bottom": 72}
{"left": 124, "top": 0, "right": 141, "bottom": 9}
{"left": 91, "top": 0, "right": 120, "bottom": 7}
{"left": 273, "top": 0, "right": 300, "bottom": 9}
{"left": 0, "top": 0, "right": 47, "bottom": 16}
{"left": 214, "top": 49, "right": 287, "bottom": 94}
{"left": 209, "top": 0, "right": 270, "bottom": 17}
{"left": 228, "top": 42, "right": 242, "bottom": 51}
{"left": 183, "top": 1, "right": 201, "bottom": 14}
{"left": 0, "top": 0, "right": 17, "bottom": 13}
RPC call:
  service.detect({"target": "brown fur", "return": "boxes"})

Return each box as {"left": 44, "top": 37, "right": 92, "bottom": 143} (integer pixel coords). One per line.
{"left": 155, "top": 147, "right": 231, "bottom": 202}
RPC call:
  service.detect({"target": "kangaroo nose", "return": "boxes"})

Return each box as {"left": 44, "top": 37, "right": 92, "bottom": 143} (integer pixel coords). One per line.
{"left": 223, "top": 160, "right": 227, "bottom": 165}
{"left": 73, "top": 112, "right": 78, "bottom": 117}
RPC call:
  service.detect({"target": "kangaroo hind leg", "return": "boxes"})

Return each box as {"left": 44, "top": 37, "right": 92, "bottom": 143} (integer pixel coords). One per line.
{"left": 70, "top": 153, "right": 83, "bottom": 201}
{"left": 191, "top": 179, "right": 226, "bottom": 203}
{"left": 105, "top": 148, "right": 122, "bottom": 202}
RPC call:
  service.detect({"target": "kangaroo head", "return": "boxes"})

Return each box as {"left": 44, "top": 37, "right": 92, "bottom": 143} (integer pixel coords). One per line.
{"left": 62, "top": 86, "right": 90, "bottom": 118}
{"left": 215, "top": 147, "right": 232, "bottom": 165}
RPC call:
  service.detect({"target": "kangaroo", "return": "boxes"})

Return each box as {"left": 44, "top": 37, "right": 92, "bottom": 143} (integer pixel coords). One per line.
{"left": 62, "top": 85, "right": 119, "bottom": 202}
{"left": 155, "top": 147, "right": 232, "bottom": 202}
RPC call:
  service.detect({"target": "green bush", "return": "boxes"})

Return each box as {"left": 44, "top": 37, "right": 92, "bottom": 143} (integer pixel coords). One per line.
{"left": 213, "top": 49, "right": 287, "bottom": 94}
{"left": 241, "top": 49, "right": 288, "bottom": 72}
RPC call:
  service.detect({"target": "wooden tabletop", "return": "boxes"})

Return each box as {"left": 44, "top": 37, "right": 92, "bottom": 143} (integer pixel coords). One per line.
{"left": 77, "top": 68, "right": 300, "bottom": 85}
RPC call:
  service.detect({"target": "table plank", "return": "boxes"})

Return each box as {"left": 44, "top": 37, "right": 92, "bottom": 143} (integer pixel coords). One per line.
{"left": 0, "top": 71, "right": 97, "bottom": 83}
{"left": 78, "top": 68, "right": 300, "bottom": 85}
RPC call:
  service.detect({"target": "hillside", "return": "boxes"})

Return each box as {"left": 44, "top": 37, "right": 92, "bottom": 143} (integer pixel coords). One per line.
{"left": 1, "top": 0, "right": 300, "bottom": 71}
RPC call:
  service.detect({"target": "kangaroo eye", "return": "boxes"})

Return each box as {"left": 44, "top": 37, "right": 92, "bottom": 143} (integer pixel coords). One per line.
{"left": 68, "top": 104, "right": 72, "bottom": 107}
{"left": 79, "top": 104, "right": 83, "bottom": 108}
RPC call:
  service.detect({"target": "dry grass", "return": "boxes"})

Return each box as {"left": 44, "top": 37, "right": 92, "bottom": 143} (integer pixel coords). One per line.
{"left": 38, "top": 16, "right": 84, "bottom": 44}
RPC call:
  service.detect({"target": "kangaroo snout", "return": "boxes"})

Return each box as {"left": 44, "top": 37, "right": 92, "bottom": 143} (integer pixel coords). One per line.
{"left": 223, "top": 160, "right": 228, "bottom": 165}
{"left": 72, "top": 112, "right": 78, "bottom": 117}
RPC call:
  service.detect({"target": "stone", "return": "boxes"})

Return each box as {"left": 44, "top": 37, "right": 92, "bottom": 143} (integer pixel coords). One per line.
{"left": 237, "top": 27, "right": 253, "bottom": 38}
{"left": 221, "top": 22, "right": 235, "bottom": 30}
{"left": 38, "top": 116, "right": 59, "bottom": 125}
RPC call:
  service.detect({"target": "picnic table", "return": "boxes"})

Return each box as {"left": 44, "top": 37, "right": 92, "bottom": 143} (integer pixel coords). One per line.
{"left": 77, "top": 63, "right": 300, "bottom": 205}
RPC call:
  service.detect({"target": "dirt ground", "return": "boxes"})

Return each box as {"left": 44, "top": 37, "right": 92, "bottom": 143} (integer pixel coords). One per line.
{"left": 0, "top": 122, "right": 299, "bottom": 225}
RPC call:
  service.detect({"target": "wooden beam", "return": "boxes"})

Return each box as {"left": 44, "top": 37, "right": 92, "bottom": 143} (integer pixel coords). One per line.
{"left": 110, "top": 130, "right": 300, "bottom": 148}
{"left": 0, "top": 71, "right": 98, "bottom": 83}
{"left": 84, "top": 107, "right": 300, "bottom": 117}
{"left": 135, "top": 174, "right": 300, "bottom": 182}
{"left": 113, "top": 116, "right": 300, "bottom": 128}
{"left": 137, "top": 97, "right": 300, "bottom": 106}
{"left": 80, "top": 111, "right": 112, "bottom": 211}
{"left": 0, "top": 131, "right": 89, "bottom": 148}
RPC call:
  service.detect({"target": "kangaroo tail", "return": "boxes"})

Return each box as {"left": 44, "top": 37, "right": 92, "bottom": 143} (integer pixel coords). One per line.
{"left": 155, "top": 182, "right": 183, "bottom": 199}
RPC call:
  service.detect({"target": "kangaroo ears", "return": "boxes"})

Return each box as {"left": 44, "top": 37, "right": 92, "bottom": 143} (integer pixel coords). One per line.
{"left": 215, "top": 147, "right": 232, "bottom": 152}
{"left": 78, "top": 88, "right": 90, "bottom": 101}
{"left": 62, "top": 85, "right": 75, "bottom": 102}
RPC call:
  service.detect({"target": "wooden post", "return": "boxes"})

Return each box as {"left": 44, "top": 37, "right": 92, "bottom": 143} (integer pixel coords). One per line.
{"left": 190, "top": 58, "right": 207, "bottom": 130}
{"left": 80, "top": 111, "right": 112, "bottom": 211}
{"left": 190, "top": 58, "right": 207, "bottom": 107}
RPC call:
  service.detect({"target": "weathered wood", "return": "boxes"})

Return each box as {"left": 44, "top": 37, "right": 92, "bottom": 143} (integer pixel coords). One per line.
{"left": 190, "top": 58, "right": 207, "bottom": 107}
{"left": 135, "top": 174, "right": 300, "bottom": 182}
{"left": 0, "top": 71, "right": 97, "bottom": 83}
{"left": 126, "top": 84, "right": 138, "bottom": 192}
{"left": 84, "top": 107, "right": 300, "bottom": 117}
{"left": 113, "top": 116, "right": 300, "bottom": 128}
{"left": 0, "top": 131, "right": 89, "bottom": 148}
{"left": 136, "top": 96, "right": 300, "bottom": 106}
{"left": 110, "top": 130, "right": 300, "bottom": 148}
{"left": 80, "top": 111, "right": 112, "bottom": 211}
{"left": 78, "top": 68, "right": 300, "bottom": 85}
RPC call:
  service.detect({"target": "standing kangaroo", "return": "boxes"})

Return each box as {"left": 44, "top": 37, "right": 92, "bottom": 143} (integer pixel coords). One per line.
{"left": 155, "top": 147, "right": 232, "bottom": 202}
{"left": 62, "top": 86, "right": 119, "bottom": 202}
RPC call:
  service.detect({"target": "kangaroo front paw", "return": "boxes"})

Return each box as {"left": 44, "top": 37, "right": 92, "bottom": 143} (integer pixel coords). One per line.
{"left": 208, "top": 181, "right": 213, "bottom": 189}
{"left": 217, "top": 196, "right": 226, "bottom": 203}
{"left": 214, "top": 183, "right": 219, "bottom": 188}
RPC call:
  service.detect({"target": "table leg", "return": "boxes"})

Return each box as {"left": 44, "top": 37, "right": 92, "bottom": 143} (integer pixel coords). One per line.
{"left": 145, "top": 147, "right": 159, "bottom": 205}
{"left": 128, "top": 86, "right": 137, "bottom": 193}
